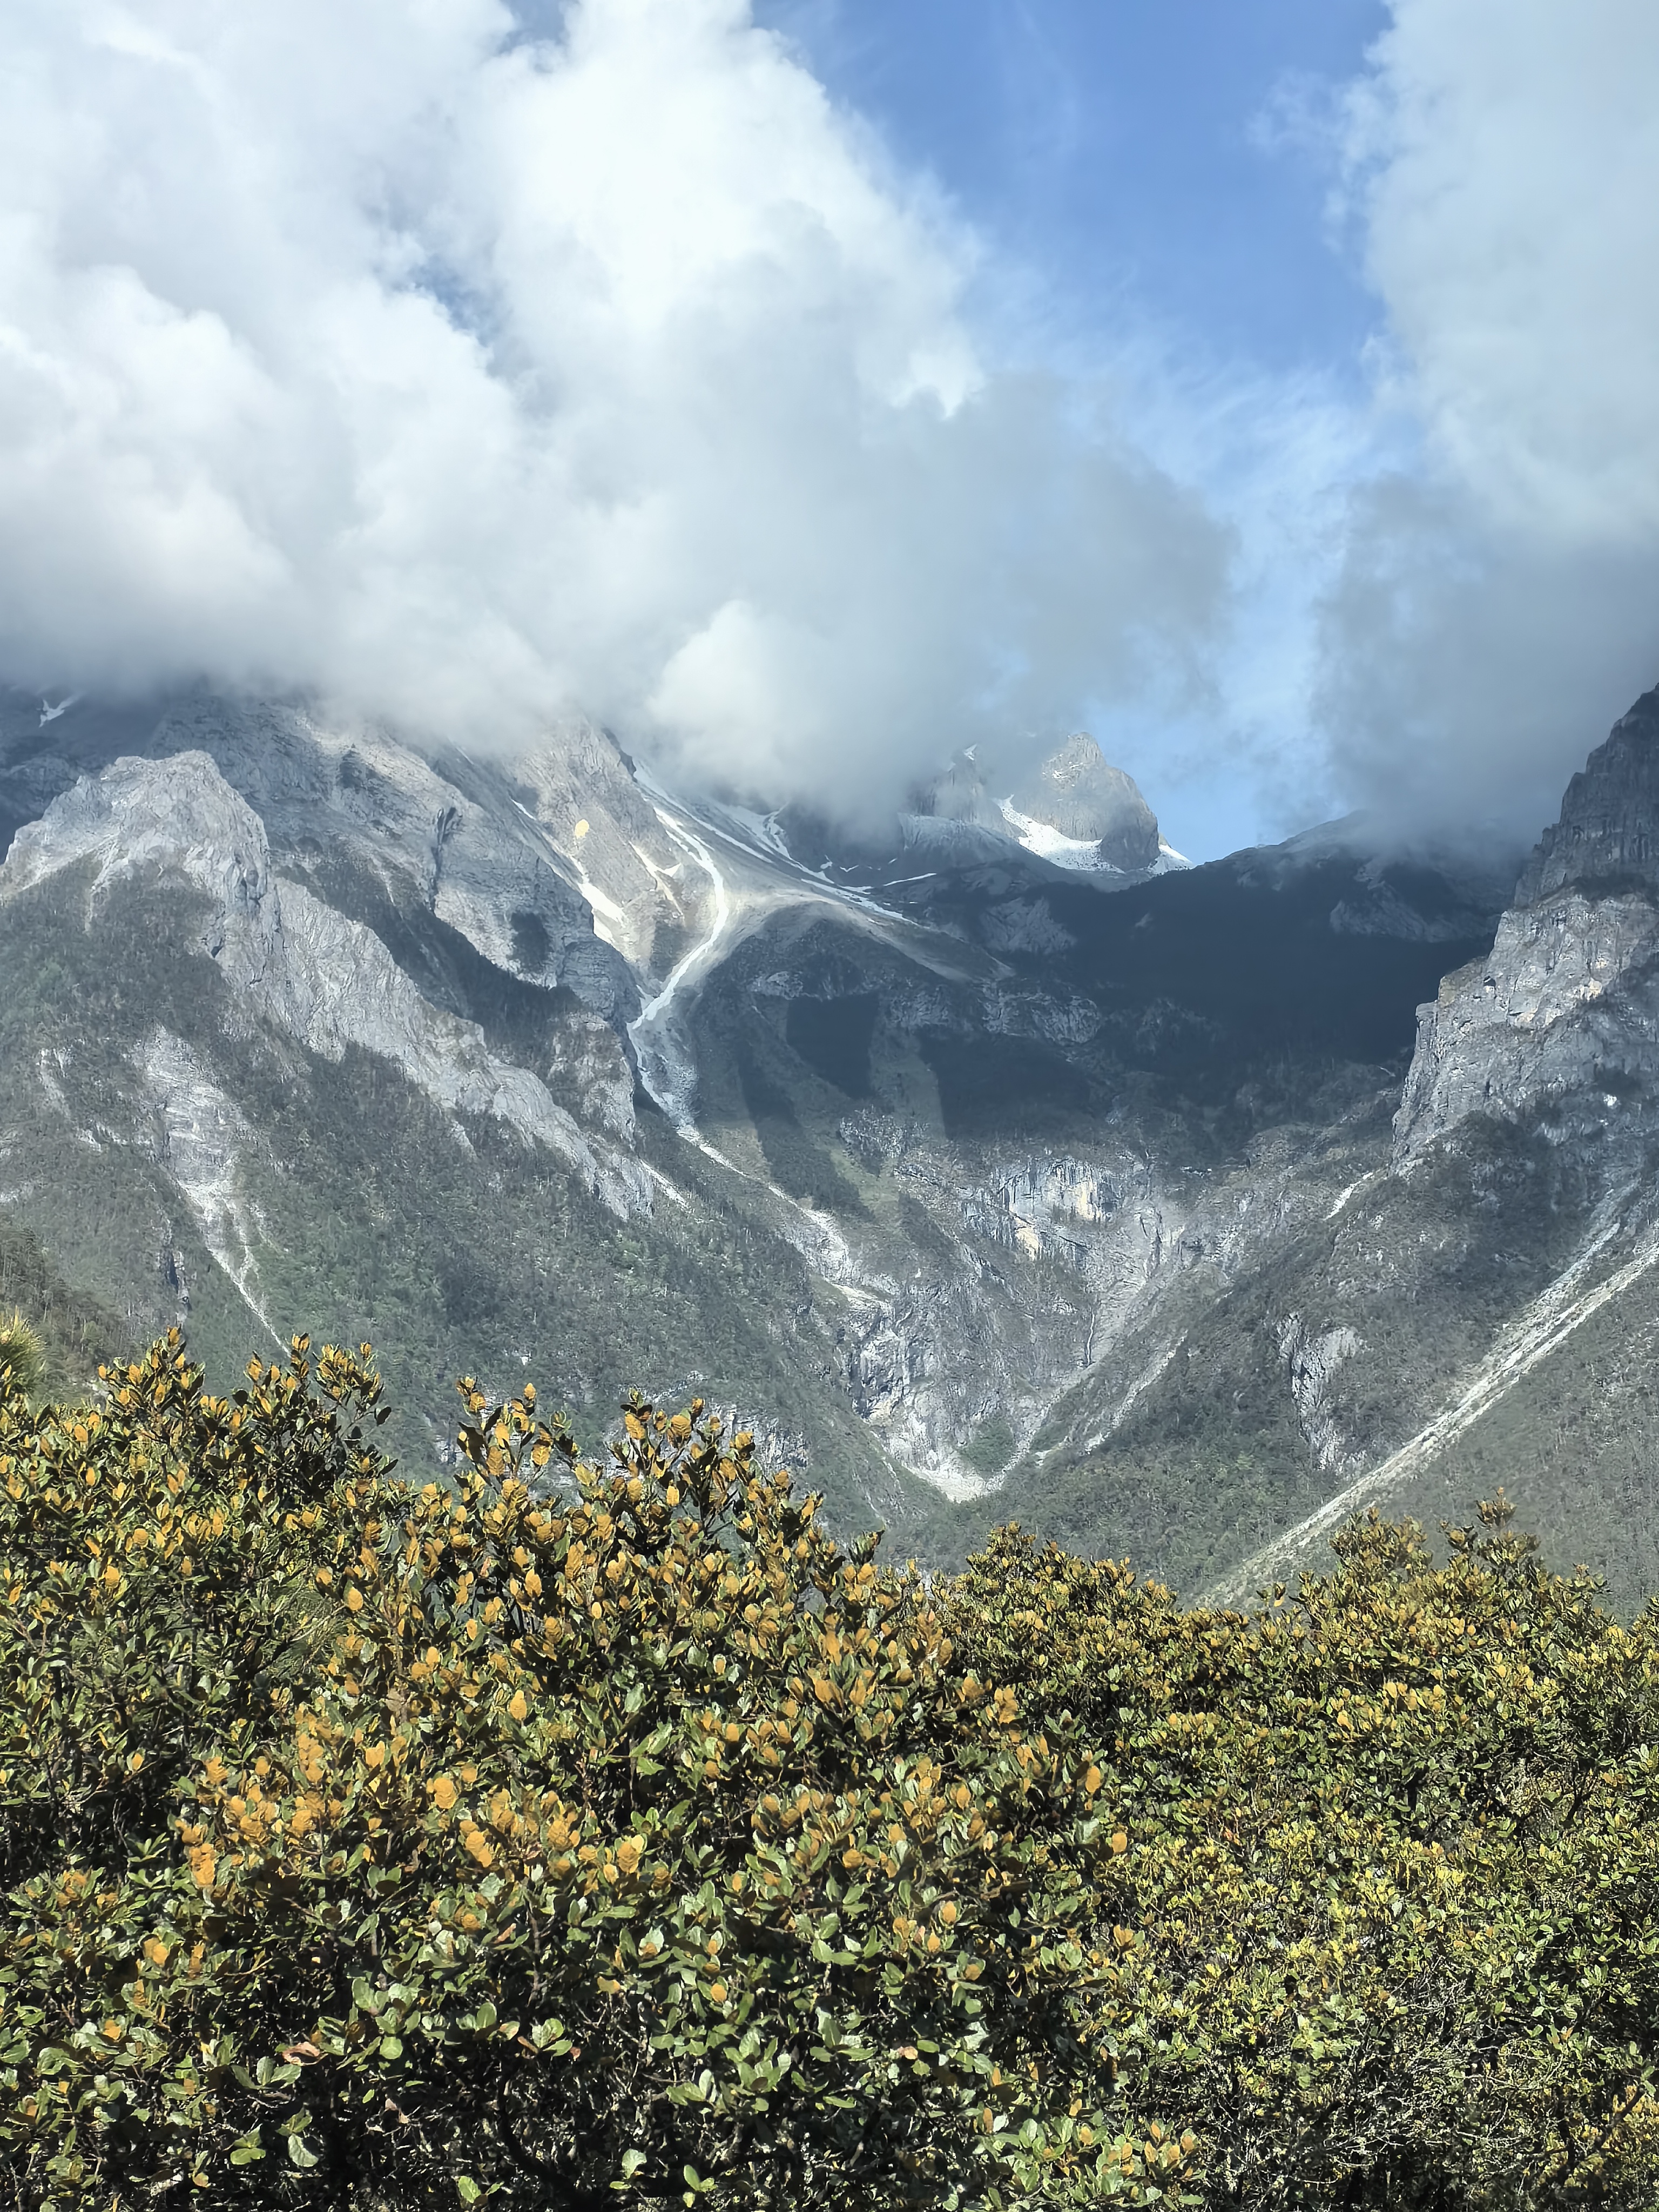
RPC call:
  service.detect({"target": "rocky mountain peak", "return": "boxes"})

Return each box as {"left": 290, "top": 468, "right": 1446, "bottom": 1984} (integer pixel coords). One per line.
{"left": 1513, "top": 683, "right": 1659, "bottom": 907}
{"left": 916, "top": 750, "right": 1007, "bottom": 832}
{"left": 909, "top": 732, "right": 1170, "bottom": 876}
{"left": 1008, "top": 732, "right": 1161, "bottom": 872}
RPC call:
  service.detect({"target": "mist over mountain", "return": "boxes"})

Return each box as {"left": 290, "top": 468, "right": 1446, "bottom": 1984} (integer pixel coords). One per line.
{"left": 5, "top": 2, "right": 1659, "bottom": 860}
{"left": 0, "top": 0, "right": 1229, "bottom": 831}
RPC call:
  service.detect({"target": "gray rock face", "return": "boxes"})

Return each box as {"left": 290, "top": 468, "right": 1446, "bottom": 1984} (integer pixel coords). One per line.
{"left": 914, "top": 752, "right": 1007, "bottom": 833}
{"left": 904, "top": 734, "right": 1169, "bottom": 878}
{"left": 133, "top": 1028, "right": 274, "bottom": 1339}
{"left": 148, "top": 697, "right": 642, "bottom": 1024}
{"left": 2, "top": 751, "right": 651, "bottom": 1218}
{"left": 1396, "top": 687, "right": 1659, "bottom": 1161}
{"left": 1008, "top": 733, "right": 1161, "bottom": 872}
{"left": 1393, "top": 894, "right": 1659, "bottom": 1158}
{"left": 1514, "top": 686, "right": 1659, "bottom": 905}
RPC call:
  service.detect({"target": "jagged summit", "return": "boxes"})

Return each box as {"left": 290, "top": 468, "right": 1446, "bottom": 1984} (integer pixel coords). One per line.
{"left": 910, "top": 732, "right": 1180, "bottom": 878}
{"left": 1514, "top": 683, "right": 1659, "bottom": 906}
{"left": 915, "top": 748, "right": 1007, "bottom": 833}
{"left": 1007, "top": 732, "right": 1162, "bottom": 872}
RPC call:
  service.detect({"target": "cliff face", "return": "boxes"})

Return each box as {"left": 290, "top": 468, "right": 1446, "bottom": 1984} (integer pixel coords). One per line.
{"left": 1008, "top": 732, "right": 1162, "bottom": 871}
{"left": 3, "top": 748, "right": 650, "bottom": 1217}
{"left": 1395, "top": 686, "right": 1659, "bottom": 1162}
{"left": 1514, "top": 687, "right": 1659, "bottom": 905}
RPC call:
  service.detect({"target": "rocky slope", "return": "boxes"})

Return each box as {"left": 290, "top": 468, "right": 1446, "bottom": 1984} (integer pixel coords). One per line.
{"left": 1193, "top": 684, "right": 1659, "bottom": 1610}
{"left": 23, "top": 679, "right": 1659, "bottom": 1605}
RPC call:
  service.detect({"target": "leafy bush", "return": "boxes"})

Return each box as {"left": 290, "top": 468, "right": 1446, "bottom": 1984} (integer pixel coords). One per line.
{"left": 0, "top": 1313, "right": 44, "bottom": 1408}
{"left": 0, "top": 1337, "right": 1177, "bottom": 2210}
{"left": 9, "top": 1331, "right": 1659, "bottom": 2209}
{"left": 945, "top": 1514, "right": 1659, "bottom": 2206}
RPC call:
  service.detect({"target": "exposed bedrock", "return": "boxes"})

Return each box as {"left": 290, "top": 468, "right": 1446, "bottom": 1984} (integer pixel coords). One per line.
{"left": 1397, "top": 686, "right": 1659, "bottom": 1162}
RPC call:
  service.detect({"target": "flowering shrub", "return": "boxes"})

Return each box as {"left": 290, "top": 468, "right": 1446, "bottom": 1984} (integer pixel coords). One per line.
{"left": 0, "top": 1337, "right": 1181, "bottom": 2210}
{"left": 9, "top": 1327, "right": 1659, "bottom": 2209}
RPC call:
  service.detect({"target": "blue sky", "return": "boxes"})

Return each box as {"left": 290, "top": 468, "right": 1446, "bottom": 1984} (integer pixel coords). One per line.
{"left": 736, "top": 1, "right": 1659, "bottom": 862}
{"left": 751, "top": 0, "right": 1395, "bottom": 858}
{"left": 758, "top": 1, "right": 1387, "bottom": 378}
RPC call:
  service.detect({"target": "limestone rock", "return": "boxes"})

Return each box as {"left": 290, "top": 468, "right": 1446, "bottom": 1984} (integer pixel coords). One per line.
{"left": 2, "top": 752, "right": 651, "bottom": 1218}
{"left": 1008, "top": 733, "right": 1162, "bottom": 873}
{"left": 146, "top": 697, "right": 640, "bottom": 1024}
{"left": 1514, "top": 685, "right": 1659, "bottom": 905}
{"left": 1395, "top": 687, "right": 1659, "bottom": 1161}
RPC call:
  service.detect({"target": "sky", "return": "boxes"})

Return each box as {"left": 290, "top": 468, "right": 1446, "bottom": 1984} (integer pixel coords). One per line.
{"left": 2, "top": 1, "right": 1657, "bottom": 860}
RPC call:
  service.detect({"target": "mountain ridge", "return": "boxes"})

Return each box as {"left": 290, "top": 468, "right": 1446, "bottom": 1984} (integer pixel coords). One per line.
{"left": 12, "top": 680, "right": 1659, "bottom": 1606}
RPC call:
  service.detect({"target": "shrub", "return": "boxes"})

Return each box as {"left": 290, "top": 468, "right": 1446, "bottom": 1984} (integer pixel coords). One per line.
{"left": 0, "top": 1337, "right": 1182, "bottom": 2210}
{"left": 14, "top": 1327, "right": 1659, "bottom": 2208}
{"left": 944, "top": 1511, "right": 1659, "bottom": 2206}
{"left": 0, "top": 1313, "right": 44, "bottom": 1408}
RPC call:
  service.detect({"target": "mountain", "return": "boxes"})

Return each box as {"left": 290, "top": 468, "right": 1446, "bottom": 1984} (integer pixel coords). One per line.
{"left": 1004, "top": 731, "right": 1166, "bottom": 872}
{"left": 10, "top": 679, "right": 1656, "bottom": 1606}
{"left": 1204, "top": 684, "right": 1659, "bottom": 1612}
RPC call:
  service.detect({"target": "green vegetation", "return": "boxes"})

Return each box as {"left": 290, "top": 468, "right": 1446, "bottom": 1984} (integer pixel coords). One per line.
{"left": 945, "top": 1510, "right": 1659, "bottom": 2204}
{"left": 737, "top": 1054, "right": 867, "bottom": 1216}
{"left": 959, "top": 1416, "right": 1016, "bottom": 1481}
{"left": 1, "top": 1337, "right": 1171, "bottom": 2209}
{"left": 8, "top": 1333, "right": 1659, "bottom": 2207}
{"left": 0, "top": 1217, "right": 125, "bottom": 1403}
{"left": 0, "top": 1313, "right": 43, "bottom": 1406}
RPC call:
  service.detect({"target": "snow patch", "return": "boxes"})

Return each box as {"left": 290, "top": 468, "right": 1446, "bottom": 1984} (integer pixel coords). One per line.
{"left": 998, "top": 798, "right": 1119, "bottom": 871}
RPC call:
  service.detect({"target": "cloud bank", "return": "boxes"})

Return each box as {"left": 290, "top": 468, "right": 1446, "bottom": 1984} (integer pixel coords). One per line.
{"left": 1323, "top": 0, "right": 1659, "bottom": 845}
{"left": 0, "top": 0, "right": 1226, "bottom": 817}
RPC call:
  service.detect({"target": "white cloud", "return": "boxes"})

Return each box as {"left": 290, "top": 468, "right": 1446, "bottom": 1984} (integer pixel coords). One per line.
{"left": 0, "top": 0, "right": 1228, "bottom": 817}
{"left": 1354, "top": 0, "right": 1659, "bottom": 543}
{"left": 1321, "top": 0, "right": 1659, "bottom": 843}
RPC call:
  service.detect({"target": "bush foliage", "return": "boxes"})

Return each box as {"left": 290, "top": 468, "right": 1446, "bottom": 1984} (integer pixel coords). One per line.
{"left": 3, "top": 1336, "right": 1659, "bottom": 2208}
{"left": 0, "top": 1315, "right": 44, "bottom": 1411}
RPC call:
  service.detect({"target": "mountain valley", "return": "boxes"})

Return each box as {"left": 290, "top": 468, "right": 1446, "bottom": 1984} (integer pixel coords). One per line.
{"left": 5, "top": 683, "right": 1659, "bottom": 1606}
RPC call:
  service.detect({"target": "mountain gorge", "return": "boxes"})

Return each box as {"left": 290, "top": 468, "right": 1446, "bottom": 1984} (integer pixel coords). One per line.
{"left": 5, "top": 682, "right": 1659, "bottom": 1604}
